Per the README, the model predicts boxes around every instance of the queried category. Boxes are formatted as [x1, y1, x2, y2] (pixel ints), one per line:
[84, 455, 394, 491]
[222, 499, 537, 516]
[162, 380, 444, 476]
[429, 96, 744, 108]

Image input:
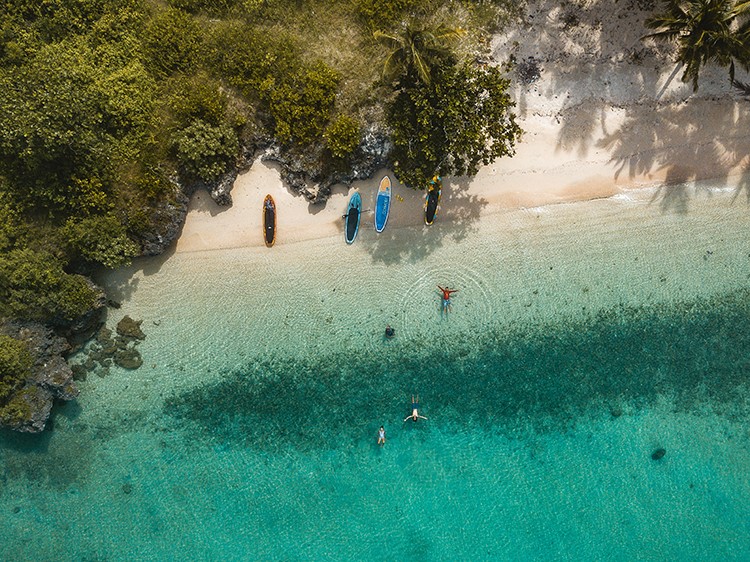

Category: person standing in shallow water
[378, 426, 386, 445]
[404, 395, 427, 422]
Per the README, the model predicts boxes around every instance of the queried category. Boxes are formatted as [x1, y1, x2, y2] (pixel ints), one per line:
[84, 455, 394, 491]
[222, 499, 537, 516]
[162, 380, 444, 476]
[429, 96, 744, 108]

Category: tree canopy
[644, 0, 750, 90]
[388, 62, 522, 188]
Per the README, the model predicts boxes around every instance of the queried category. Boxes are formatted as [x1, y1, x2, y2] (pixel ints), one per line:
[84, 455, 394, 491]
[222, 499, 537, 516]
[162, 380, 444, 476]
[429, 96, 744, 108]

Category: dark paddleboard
[345, 191, 362, 244]
[263, 194, 276, 247]
[424, 177, 441, 226]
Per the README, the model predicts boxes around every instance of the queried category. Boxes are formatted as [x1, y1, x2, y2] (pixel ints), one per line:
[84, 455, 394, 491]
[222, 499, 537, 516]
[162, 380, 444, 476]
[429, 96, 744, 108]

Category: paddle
[342, 209, 372, 218]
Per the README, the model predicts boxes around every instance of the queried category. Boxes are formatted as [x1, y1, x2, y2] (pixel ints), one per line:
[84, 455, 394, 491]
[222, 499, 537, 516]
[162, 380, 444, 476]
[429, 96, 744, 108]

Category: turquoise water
[2, 185, 750, 560]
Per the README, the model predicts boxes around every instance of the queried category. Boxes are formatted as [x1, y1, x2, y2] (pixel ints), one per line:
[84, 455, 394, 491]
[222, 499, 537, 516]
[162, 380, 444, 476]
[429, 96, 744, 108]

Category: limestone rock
[0, 321, 79, 433]
[116, 316, 146, 341]
[114, 348, 143, 370]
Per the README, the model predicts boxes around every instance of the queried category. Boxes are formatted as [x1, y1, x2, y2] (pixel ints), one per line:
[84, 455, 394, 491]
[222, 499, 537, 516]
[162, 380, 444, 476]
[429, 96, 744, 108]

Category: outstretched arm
[418, 415, 428, 420]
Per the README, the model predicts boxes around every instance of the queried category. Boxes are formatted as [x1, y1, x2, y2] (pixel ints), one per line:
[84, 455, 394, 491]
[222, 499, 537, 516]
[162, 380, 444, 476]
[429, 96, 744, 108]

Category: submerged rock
[651, 448, 666, 460]
[116, 316, 146, 341]
[114, 348, 143, 370]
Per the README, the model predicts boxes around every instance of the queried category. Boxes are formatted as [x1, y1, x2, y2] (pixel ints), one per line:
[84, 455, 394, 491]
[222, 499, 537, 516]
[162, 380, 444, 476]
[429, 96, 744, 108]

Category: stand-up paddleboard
[263, 194, 276, 247]
[424, 176, 442, 226]
[344, 191, 361, 244]
[374, 175, 391, 233]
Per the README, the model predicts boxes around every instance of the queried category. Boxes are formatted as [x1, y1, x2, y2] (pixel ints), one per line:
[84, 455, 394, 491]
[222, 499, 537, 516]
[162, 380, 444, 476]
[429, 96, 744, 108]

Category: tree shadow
[731, 166, 750, 204]
[496, 0, 750, 213]
[186, 189, 231, 217]
[597, 99, 750, 212]
[93, 245, 176, 306]
[359, 177, 488, 265]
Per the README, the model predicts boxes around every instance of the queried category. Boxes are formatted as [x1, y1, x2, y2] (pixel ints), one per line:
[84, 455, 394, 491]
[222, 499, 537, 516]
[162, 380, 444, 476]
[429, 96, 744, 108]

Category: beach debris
[651, 448, 666, 460]
[517, 56, 541, 85]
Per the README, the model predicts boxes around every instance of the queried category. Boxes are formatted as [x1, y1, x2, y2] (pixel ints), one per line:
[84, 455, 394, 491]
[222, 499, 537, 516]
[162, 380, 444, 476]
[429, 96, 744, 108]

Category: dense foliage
[0, 0, 520, 331]
[0, 334, 32, 404]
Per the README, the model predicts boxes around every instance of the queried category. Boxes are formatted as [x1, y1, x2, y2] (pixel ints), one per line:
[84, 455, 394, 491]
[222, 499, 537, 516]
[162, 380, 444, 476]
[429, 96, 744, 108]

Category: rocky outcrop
[51, 278, 107, 351]
[651, 448, 666, 461]
[137, 184, 191, 256]
[116, 316, 146, 341]
[0, 321, 79, 433]
[261, 126, 392, 203]
[73, 318, 146, 377]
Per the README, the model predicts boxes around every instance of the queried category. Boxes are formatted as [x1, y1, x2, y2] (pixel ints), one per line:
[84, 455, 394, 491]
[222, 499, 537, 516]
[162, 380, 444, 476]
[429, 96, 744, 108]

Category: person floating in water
[385, 325, 395, 338]
[404, 395, 428, 422]
[378, 426, 386, 445]
[438, 285, 458, 313]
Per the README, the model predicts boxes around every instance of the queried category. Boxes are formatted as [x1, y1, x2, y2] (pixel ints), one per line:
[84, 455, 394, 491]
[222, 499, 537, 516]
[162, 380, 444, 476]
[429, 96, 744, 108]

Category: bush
[168, 0, 238, 16]
[174, 119, 239, 181]
[0, 334, 32, 404]
[356, 0, 423, 29]
[63, 214, 140, 268]
[143, 8, 203, 76]
[0, 248, 99, 321]
[165, 72, 229, 127]
[206, 21, 301, 99]
[0, 387, 34, 426]
[324, 115, 361, 158]
[263, 61, 339, 145]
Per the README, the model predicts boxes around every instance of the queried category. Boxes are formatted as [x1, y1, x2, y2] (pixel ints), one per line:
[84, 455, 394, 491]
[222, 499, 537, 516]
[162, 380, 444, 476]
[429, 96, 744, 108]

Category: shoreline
[175, 97, 750, 254]
[173, 0, 750, 254]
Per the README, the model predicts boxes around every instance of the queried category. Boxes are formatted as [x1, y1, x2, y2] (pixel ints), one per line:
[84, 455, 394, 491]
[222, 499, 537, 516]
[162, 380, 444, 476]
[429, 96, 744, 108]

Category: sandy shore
[176, 1, 750, 254]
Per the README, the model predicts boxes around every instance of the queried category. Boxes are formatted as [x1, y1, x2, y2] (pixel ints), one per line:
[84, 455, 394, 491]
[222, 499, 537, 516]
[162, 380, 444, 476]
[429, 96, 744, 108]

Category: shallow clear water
[2, 185, 750, 560]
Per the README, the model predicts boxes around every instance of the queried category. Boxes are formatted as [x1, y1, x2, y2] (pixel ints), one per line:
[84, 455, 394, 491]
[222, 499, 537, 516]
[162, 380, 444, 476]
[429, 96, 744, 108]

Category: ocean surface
[2, 182, 750, 560]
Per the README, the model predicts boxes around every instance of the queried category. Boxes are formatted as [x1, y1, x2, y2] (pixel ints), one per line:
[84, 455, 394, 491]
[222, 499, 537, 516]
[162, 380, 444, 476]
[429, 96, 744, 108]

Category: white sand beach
[175, 1, 750, 254]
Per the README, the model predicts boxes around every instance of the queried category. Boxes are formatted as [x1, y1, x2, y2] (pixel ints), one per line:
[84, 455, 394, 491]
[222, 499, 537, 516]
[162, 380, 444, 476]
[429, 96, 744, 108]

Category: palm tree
[374, 23, 465, 85]
[643, 0, 750, 91]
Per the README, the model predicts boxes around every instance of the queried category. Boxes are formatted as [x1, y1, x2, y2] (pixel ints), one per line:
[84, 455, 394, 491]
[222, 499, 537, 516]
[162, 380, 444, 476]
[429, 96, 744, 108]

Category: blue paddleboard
[374, 175, 392, 233]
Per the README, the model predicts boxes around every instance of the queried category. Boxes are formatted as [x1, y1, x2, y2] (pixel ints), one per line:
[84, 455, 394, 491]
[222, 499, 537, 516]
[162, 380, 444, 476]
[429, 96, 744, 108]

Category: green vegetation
[375, 22, 466, 85]
[388, 62, 522, 188]
[0, 333, 35, 426]
[0, 334, 32, 404]
[0, 0, 521, 331]
[644, 0, 750, 90]
[324, 115, 362, 159]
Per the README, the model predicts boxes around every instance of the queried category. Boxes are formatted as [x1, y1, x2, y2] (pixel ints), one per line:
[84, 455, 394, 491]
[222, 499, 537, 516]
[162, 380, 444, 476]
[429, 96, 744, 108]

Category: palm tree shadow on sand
[359, 177, 488, 265]
[597, 100, 750, 213]
[498, 0, 750, 213]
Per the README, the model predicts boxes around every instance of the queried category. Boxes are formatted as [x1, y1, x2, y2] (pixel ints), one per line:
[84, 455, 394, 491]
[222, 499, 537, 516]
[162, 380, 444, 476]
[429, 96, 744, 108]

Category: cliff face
[1, 321, 82, 432]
